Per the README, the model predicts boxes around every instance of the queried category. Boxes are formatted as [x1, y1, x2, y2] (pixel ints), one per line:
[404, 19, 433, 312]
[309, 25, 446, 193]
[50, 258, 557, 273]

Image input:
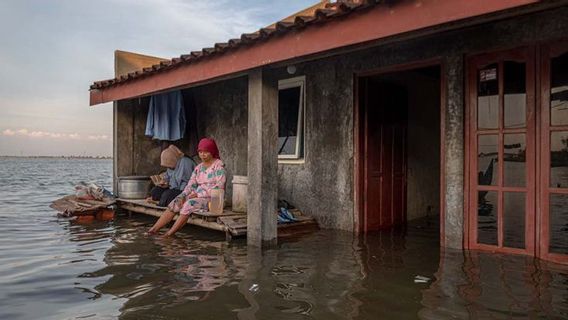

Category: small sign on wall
[480, 68, 497, 82]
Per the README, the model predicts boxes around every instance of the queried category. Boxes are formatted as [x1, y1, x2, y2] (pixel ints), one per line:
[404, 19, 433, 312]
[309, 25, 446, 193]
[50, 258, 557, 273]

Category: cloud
[2, 129, 15, 136]
[1, 128, 111, 141]
[0, 0, 314, 156]
[87, 134, 110, 141]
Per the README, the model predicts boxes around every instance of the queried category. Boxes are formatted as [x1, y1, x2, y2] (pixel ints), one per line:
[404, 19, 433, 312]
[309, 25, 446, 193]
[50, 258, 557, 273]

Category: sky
[0, 0, 316, 157]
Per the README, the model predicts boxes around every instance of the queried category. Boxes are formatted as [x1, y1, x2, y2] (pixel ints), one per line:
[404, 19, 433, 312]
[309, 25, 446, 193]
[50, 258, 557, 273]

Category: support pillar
[247, 68, 278, 247]
[443, 54, 465, 249]
[115, 99, 135, 190]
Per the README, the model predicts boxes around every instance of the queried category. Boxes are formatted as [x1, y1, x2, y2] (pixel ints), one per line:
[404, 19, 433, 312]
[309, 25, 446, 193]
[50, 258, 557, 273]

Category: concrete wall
[189, 77, 249, 204]
[270, 7, 568, 237]
[273, 58, 355, 231]
[115, 97, 161, 179]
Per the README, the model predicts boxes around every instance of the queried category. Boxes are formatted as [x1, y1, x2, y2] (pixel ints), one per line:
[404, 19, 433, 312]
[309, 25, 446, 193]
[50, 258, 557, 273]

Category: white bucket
[232, 175, 248, 213]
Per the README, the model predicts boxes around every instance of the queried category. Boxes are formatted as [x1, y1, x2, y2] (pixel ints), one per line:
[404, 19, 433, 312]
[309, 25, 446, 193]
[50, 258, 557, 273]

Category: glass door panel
[549, 194, 568, 255]
[503, 192, 526, 249]
[550, 52, 568, 126]
[478, 64, 499, 129]
[550, 131, 568, 188]
[468, 47, 535, 256]
[478, 135, 498, 186]
[541, 42, 568, 264]
[504, 61, 527, 128]
[504, 133, 526, 187]
[477, 191, 498, 246]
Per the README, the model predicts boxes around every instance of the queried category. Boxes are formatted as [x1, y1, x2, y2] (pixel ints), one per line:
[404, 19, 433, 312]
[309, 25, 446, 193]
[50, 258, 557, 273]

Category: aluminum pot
[117, 176, 151, 199]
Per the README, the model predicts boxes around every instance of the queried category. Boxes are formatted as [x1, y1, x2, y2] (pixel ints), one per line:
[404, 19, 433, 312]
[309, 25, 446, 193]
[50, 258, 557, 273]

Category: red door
[539, 41, 568, 264]
[363, 79, 407, 231]
[468, 43, 568, 264]
[467, 47, 536, 256]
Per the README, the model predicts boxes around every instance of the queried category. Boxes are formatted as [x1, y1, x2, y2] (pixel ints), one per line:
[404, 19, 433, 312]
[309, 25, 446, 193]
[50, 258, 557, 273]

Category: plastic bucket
[232, 175, 248, 213]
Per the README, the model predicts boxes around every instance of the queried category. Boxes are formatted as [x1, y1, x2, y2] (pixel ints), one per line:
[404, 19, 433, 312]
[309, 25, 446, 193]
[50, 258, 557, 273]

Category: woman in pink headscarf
[147, 138, 226, 237]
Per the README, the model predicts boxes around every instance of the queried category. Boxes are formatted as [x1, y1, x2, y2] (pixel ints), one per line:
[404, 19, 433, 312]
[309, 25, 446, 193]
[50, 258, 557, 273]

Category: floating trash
[249, 283, 259, 293]
[414, 275, 431, 283]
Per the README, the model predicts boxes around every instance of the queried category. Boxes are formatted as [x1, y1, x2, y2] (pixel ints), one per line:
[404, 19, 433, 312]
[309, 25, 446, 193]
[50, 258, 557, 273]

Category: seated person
[147, 138, 226, 237]
[149, 145, 196, 207]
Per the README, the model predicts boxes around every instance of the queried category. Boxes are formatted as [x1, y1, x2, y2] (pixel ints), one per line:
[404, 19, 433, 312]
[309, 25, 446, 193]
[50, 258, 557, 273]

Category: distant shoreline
[0, 156, 112, 160]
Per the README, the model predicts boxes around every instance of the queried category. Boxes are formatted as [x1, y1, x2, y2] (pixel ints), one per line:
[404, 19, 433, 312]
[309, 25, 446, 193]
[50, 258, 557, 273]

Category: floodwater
[1, 158, 568, 319]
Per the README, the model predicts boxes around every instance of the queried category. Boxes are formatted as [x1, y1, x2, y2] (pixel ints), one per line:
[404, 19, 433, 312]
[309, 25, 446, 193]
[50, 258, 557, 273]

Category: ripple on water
[2, 158, 568, 320]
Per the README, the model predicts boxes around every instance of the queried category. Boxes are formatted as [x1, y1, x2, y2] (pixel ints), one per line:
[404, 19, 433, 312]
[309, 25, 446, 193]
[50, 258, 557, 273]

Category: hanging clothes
[145, 90, 186, 141]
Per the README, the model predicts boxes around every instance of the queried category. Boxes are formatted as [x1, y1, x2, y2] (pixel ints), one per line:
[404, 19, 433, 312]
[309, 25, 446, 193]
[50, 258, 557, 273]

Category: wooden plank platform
[117, 198, 319, 239]
[117, 198, 238, 233]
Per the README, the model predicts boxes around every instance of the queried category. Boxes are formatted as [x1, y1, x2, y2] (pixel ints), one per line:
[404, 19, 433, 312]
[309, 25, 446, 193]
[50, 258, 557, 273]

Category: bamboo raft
[117, 198, 319, 240]
[50, 195, 116, 217]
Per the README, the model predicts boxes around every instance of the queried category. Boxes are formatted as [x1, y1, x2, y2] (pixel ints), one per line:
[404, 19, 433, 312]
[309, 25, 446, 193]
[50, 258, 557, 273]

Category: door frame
[354, 59, 446, 244]
[539, 40, 568, 264]
[465, 39, 568, 264]
[465, 46, 537, 256]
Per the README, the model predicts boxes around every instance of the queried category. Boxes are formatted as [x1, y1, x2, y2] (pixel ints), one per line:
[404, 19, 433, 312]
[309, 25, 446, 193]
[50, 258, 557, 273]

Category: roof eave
[90, 0, 542, 106]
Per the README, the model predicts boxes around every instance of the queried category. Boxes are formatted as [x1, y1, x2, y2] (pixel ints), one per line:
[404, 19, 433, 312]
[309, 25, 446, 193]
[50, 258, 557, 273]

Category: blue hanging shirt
[145, 90, 186, 141]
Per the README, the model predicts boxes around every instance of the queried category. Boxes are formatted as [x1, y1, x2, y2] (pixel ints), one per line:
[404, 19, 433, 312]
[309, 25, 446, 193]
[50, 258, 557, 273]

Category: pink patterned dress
[168, 159, 226, 216]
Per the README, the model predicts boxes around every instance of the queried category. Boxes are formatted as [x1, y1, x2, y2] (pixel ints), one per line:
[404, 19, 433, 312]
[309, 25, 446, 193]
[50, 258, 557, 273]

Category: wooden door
[539, 41, 568, 264]
[364, 80, 407, 231]
[467, 47, 536, 255]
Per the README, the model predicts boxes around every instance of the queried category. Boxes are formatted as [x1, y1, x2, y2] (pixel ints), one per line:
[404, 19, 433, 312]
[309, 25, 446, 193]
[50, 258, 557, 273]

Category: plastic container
[208, 189, 225, 214]
[232, 175, 248, 213]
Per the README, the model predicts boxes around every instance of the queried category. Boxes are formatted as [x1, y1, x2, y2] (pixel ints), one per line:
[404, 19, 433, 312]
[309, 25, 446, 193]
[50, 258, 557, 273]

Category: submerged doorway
[358, 65, 442, 232]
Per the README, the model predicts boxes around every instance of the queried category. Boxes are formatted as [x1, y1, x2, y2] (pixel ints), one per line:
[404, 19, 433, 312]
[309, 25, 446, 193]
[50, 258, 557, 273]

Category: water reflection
[64, 215, 568, 319]
[421, 250, 568, 319]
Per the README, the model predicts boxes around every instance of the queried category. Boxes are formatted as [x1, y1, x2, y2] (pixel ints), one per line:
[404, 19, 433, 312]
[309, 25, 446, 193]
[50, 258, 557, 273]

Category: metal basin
[118, 176, 151, 199]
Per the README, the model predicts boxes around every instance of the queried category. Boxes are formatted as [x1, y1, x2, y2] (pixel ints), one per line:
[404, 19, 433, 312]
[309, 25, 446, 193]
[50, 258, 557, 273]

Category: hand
[173, 194, 186, 206]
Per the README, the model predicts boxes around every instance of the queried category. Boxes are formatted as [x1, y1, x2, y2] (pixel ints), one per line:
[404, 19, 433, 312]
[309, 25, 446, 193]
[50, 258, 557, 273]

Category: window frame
[277, 76, 306, 161]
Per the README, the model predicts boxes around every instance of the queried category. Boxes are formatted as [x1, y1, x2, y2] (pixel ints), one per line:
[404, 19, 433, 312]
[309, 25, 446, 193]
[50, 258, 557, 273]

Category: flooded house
[89, 0, 568, 264]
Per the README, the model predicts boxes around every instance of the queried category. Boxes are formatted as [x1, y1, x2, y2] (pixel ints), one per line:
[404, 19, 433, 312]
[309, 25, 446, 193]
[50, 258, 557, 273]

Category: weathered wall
[115, 99, 134, 180]
[189, 77, 249, 203]
[273, 56, 355, 231]
[115, 97, 161, 179]
[270, 7, 568, 237]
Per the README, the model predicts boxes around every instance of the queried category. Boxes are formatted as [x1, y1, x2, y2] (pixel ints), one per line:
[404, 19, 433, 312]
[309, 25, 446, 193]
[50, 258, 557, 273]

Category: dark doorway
[358, 65, 442, 232]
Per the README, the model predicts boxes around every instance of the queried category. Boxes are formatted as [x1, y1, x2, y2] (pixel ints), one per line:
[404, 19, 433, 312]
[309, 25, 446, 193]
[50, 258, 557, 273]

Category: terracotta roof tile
[294, 15, 316, 26]
[202, 47, 216, 55]
[214, 42, 229, 50]
[228, 38, 241, 47]
[275, 21, 295, 31]
[259, 27, 276, 37]
[90, 0, 377, 90]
